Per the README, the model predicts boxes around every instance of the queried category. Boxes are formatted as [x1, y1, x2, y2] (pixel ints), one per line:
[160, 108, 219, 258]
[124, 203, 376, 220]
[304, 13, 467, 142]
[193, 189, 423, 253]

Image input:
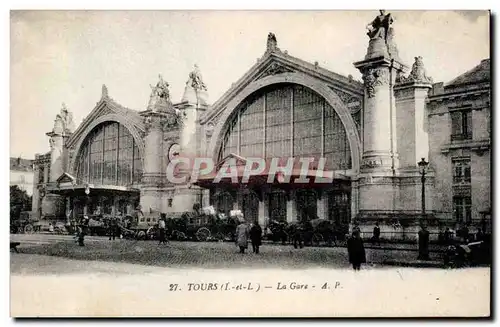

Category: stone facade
[31, 14, 491, 240]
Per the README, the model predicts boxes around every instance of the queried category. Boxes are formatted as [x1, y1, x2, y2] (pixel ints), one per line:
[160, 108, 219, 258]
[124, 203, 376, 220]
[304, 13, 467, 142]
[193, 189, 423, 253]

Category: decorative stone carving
[362, 68, 389, 98]
[266, 32, 278, 53]
[334, 88, 362, 114]
[161, 110, 187, 131]
[52, 103, 75, 135]
[398, 56, 433, 84]
[148, 74, 172, 111]
[258, 62, 293, 79]
[188, 64, 208, 91]
[143, 116, 163, 134]
[205, 122, 215, 137]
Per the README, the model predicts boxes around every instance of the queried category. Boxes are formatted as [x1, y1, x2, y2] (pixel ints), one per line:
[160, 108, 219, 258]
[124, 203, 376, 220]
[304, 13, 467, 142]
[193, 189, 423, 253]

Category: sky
[10, 10, 490, 159]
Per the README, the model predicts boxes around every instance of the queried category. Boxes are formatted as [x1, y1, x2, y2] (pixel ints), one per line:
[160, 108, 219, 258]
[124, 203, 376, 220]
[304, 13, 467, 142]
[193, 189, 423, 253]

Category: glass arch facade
[218, 83, 352, 170]
[75, 122, 142, 186]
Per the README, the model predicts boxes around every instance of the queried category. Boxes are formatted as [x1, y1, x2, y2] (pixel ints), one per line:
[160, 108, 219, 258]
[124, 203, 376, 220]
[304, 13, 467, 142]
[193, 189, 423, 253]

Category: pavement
[10, 233, 445, 269]
[9, 253, 491, 317]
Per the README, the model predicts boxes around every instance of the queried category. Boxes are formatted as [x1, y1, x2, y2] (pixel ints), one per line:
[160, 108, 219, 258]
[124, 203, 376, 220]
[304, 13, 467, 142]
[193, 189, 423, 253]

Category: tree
[10, 185, 32, 220]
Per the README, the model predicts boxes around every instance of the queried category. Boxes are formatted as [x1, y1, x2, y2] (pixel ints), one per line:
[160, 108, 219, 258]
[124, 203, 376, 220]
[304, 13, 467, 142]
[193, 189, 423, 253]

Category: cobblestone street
[11, 233, 443, 270]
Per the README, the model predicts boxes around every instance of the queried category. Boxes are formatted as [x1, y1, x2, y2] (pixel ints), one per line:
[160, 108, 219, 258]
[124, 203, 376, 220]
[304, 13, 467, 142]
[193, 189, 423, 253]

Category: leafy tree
[10, 185, 32, 220]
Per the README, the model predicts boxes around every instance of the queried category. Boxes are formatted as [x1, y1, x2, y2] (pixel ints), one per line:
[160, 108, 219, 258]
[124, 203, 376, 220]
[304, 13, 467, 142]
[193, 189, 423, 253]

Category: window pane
[451, 111, 463, 136]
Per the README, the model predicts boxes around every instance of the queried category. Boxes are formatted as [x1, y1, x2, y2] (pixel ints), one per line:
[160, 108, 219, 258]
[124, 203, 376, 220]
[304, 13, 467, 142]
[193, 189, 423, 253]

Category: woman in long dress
[235, 218, 250, 254]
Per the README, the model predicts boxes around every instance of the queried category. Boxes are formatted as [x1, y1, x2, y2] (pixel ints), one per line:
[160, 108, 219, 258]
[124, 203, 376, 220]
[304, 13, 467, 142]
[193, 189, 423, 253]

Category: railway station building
[32, 13, 491, 239]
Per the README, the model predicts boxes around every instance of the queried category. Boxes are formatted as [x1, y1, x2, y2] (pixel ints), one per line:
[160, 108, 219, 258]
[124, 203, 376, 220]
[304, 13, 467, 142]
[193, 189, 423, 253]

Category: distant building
[10, 157, 34, 196]
[427, 59, 491, 232]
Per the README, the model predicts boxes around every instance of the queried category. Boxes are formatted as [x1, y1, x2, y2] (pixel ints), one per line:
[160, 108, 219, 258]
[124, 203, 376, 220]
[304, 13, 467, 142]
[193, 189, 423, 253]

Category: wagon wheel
[196, 227, 211, 242]
[136, 230, 146, 240]
[24, 224, 34, 234]
[312, 233, 324, 247]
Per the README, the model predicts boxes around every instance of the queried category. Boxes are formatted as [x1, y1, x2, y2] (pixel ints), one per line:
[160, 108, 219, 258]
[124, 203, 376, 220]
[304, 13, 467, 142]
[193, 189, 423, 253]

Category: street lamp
[417, 157, 430, 261]
[417, 158, 429, 217]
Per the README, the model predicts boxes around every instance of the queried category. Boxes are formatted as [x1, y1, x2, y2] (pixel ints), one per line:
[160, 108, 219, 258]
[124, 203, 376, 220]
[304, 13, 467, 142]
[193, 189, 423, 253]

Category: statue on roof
[366, 10, 393, 42]
[52, 102, 74, 135]
[398, 56, 433, 84]
[148, 74, 171, 111]
[60, 103, 75, 132]
[188, 64, 208, 91]
[266, 32, 278, 52]
[150, 74, 170, 99]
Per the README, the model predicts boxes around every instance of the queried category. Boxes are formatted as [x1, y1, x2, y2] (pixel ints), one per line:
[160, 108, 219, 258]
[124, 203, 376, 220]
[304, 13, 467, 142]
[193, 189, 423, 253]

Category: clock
[168, 143, 181, 161]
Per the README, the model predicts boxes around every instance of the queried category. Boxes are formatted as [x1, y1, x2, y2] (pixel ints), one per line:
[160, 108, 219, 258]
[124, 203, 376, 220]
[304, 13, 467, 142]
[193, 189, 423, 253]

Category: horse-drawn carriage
[10, 211, 42, 234]
[176, 210, 239, 242]
[265, 218, 347, 247]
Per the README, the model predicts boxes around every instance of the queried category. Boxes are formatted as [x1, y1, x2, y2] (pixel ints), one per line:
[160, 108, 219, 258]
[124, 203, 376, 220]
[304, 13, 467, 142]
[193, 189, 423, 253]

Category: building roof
[446, 59, 490, 88]
[10, 157, 34, 172]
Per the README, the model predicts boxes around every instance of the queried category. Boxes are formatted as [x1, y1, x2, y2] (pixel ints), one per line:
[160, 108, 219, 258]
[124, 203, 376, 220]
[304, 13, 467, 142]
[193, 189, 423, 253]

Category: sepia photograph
[9, 9, 491, 317]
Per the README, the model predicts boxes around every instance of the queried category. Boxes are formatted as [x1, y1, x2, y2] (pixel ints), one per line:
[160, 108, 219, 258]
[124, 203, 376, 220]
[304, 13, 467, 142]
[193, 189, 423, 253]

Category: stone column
[286, 190, 296, 223]
[43, 164, 49, 183]
[140, 113, 165, 214]
[47, 133, 64, 182]
[258, 198, 266, 227]
[317, 194, 326, 220]
[394, 57, 433, 169]
[31, 166, 40, 217]
[352, 13, 407, 233]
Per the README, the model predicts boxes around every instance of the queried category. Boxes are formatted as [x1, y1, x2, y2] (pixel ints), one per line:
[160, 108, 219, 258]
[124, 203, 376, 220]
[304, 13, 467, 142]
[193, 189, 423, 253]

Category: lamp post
[417, 158, 430, 260]
[417, 158, 429, 217]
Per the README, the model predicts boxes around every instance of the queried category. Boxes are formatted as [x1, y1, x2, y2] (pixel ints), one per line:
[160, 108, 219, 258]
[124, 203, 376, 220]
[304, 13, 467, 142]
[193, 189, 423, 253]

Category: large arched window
[75, 122, 142, 186]
[219, 83, 351, 170]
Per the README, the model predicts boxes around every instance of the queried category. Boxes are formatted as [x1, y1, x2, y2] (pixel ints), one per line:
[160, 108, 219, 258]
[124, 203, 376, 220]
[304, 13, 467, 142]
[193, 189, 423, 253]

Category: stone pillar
[258, 198, 266, 227]
[32, 166, 40, 217]
[394, 57, 433, 169]
[317, 194, 326, 220]
[286, 190, 296, 223]
[48, 134, 64, 182]
[140, 113, 165, 214]
[43, 164, 49, 183]
[352, 12, 408, 235]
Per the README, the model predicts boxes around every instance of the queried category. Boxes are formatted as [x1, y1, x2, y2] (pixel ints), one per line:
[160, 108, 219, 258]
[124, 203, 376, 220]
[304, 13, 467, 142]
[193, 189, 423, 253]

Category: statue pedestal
[365, 38, 389, 60]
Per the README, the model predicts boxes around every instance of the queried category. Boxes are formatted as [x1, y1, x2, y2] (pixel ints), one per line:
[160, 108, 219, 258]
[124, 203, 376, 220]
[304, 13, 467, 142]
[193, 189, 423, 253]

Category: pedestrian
[293, 222, 304, 249]
[158, 217, 168, 245]
[77, 225, 85, 247]
[108, 217, 117, 241]
[235, 217, 250, 254]
[372, 222, 381, 245]
[417, 225, 430, 260]
[250, 220, 262, 254]
[347, 230, 366, 271]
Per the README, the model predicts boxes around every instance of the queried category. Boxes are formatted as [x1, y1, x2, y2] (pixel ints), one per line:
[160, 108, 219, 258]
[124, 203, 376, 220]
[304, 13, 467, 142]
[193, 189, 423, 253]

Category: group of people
[235, 218, 263, 254]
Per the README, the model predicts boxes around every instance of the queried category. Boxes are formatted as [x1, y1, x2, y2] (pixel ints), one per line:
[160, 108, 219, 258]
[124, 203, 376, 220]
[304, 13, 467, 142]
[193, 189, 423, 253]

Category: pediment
[215, 153, 247, 171]
[66, 94, 145, 149]
[56, 172, 76, 185]
[200, 50, 364, 126]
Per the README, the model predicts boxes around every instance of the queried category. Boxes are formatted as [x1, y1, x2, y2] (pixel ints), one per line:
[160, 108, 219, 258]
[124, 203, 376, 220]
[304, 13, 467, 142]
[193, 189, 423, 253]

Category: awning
[193, 167, 351, 189]
[47, 183, 140, 195]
